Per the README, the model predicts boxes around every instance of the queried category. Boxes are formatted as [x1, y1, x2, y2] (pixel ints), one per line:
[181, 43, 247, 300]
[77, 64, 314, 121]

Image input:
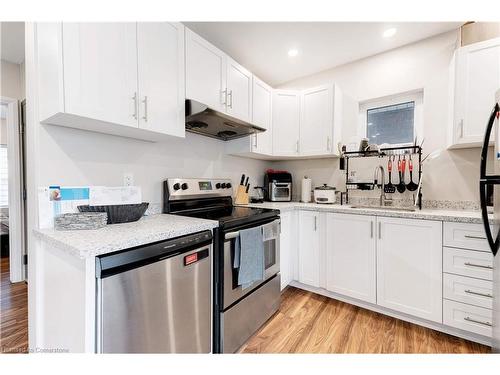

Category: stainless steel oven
[220, 218, 281, 353]
[222, 218, 280, 309]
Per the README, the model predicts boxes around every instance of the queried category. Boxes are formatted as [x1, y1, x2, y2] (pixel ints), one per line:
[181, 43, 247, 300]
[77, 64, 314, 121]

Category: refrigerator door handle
[479, 103, 500, 257]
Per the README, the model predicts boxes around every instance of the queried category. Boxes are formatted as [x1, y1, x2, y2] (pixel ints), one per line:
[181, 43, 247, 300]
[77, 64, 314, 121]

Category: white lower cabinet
[443, 299, 493, 337]
[298, 211, 321, 288]
[326, 213, 376, 304]
[376, 217, 443, 323]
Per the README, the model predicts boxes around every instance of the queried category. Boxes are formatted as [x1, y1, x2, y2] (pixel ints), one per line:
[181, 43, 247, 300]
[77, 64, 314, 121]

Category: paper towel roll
[301, 177, 312, 203]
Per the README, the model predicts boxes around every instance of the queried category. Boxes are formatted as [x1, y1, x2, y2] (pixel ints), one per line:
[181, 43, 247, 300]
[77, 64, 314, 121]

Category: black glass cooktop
[174, 206, 279, 229]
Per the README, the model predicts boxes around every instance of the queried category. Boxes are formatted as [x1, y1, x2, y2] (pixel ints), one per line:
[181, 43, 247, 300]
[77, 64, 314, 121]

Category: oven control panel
[166, 178, 233, 200]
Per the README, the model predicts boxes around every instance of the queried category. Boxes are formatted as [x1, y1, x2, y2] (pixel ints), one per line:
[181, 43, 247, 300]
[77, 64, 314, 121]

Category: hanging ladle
[396, 155, 406, 193]
[406, 155, 418, 191]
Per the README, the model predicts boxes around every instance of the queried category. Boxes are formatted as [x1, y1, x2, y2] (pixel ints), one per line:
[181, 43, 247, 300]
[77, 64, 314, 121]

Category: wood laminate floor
[240, 287, 491, 354]
[0, 256, 28, 354]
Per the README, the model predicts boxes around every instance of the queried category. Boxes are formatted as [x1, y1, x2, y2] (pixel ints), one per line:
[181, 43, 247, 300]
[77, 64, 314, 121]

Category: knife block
[235, 185, 249, 205]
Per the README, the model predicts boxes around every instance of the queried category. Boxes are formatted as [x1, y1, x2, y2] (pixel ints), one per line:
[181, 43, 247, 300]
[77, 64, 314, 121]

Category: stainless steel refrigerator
[479, 89, 500, 352]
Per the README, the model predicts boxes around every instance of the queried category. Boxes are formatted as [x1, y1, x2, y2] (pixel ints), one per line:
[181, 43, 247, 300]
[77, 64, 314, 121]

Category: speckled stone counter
[239, 202, 491, 224]
[33, 214, 219, 259]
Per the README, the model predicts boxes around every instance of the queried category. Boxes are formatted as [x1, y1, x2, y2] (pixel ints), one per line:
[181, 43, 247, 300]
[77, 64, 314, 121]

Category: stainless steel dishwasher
[95, 230, 212, 353]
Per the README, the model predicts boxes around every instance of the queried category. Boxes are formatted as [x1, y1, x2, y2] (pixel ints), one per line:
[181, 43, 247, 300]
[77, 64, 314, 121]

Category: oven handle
[224, 219, 281, 240]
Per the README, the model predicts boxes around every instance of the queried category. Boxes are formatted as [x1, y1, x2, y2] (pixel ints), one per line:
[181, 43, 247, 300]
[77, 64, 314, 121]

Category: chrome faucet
[373, 165, 390, 206]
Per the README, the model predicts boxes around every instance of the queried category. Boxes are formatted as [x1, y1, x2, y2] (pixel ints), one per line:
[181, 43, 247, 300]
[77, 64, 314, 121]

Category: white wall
[1, 59, 23, 99]
[275, 30, 490, 203]
[37, 125, 268, 210]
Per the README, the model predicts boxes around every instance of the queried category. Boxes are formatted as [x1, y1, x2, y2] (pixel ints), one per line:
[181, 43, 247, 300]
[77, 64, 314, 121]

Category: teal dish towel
[233, 226, 265, 287]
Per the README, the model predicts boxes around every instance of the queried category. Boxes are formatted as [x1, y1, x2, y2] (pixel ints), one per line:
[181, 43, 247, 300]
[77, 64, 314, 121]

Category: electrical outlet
[123, 173, 134, 187]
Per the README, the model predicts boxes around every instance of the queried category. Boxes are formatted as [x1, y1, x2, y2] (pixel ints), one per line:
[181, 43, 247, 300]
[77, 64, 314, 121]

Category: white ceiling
[184, 22, 463, 86]
[1, 22, 25, 64]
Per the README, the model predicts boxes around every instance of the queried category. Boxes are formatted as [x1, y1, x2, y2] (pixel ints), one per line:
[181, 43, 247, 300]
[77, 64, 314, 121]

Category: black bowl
[77, 202, 149, 224]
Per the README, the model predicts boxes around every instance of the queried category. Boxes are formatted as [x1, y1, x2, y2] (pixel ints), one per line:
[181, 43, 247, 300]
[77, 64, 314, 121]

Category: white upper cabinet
[37, 22, 185, 141]
[273, 90, 301, 156]
[62, 23, 139, 128]
[376, 217, 442, 323]
[251, 76, 273, 154]
[326, 213, 377, 304]
[298, 210, 321, 288]
[300, 84, 334, 156]
[136, 23, 185, 137]
[185, 28, 227, 112]
[226, 57, 253, 122]
[452, 37, 500, 148]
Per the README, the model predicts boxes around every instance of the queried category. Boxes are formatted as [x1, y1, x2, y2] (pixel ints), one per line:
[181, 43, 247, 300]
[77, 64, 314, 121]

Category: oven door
[222, 218, 280, 310]
[270, 182, 291, 201]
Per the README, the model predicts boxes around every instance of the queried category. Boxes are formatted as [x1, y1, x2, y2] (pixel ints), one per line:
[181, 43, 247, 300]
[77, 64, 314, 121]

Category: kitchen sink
[349, 205, 417, 212]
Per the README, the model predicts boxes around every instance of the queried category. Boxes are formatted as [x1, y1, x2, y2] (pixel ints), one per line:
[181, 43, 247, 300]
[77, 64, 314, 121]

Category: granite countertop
[33, 214, 219, 259]
[239, 202, 491, 224]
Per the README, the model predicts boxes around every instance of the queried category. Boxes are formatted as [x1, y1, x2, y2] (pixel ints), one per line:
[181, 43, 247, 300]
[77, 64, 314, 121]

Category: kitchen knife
[245, 183, 250, 193]
[240, 174, 245, 186]
[244, 176, 249, 186]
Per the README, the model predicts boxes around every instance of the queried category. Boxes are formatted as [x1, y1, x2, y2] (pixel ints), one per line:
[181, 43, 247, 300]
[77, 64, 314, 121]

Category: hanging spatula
[384, 156, 396, 194]
[396, 155, 406, 193]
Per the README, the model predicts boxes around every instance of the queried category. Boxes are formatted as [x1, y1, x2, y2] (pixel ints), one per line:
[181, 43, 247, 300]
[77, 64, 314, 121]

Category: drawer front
[443, 300, 492, 337]
[443, 273, 493, 309]
[443, 222, 493, 252]
[443, 247, 493, 281]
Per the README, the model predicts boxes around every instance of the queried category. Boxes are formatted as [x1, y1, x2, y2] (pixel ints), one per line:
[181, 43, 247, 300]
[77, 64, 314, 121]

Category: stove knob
[226, 183, 232, 189]
[221, 183, 227, 189]
[216, 183, 221, 189]
[173, 183, 180, 191]
[181, 183, 188, 190]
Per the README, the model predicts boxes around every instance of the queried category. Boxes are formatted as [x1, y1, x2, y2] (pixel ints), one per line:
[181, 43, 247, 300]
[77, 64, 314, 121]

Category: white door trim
[1, 96, 25, 282]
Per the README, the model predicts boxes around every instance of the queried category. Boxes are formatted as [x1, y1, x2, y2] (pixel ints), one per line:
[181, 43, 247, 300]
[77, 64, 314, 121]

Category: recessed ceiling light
[288, 49, 299, 57]
[383, 28, 397, 38]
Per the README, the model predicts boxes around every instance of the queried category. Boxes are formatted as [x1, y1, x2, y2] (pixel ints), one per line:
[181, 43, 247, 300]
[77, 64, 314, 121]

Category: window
[359, 91, 423, 147]
[0, 145, 8, 207]
[367, 101, 415, 145]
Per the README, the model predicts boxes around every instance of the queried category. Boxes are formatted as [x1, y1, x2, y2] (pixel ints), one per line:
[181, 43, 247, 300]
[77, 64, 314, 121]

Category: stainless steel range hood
[185, 99, 265, 141]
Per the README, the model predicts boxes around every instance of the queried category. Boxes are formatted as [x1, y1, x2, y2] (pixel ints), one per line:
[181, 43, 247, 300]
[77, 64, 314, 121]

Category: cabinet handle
[253, 134, 258, 148]
[142, 96, 148, 122]
[132, 92, 138, 120]
[228, 90, 233, 109]
[464, 289, 493, 298]
[370, 221, 373, 238]
[327, 136, 331, 151]
[221, 89, 227, 105]
[464, 234, 487, 240]
[378, 222, 381, 240]
[458, 119, 464, 139]
[463, 316, 492, 327]
[296, 140, 299, 154]
[314, 216, 317, 231]
[464, 262, 493, 270]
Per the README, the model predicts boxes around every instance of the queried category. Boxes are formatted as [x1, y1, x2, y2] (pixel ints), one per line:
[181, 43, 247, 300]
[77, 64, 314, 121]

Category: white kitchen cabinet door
[300, 84, 334, 156]
[185, 28, 227, 112]
[326, 213, 376, 303]
[251, 76, 273, 155]
[226, 57, 253, 122]
[298, 210, 321, 288]
[376, 217, 442, 323]
[272, 90, 301, 156]
[279, 211, 294, 290]
[137, 22, 185, 137]
[453, 37, 500, 147]
[62, 23, 139, 128]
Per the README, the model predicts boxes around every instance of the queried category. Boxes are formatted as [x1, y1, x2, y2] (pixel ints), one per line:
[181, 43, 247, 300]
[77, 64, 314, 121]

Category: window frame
[358, 91, 424, 148]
